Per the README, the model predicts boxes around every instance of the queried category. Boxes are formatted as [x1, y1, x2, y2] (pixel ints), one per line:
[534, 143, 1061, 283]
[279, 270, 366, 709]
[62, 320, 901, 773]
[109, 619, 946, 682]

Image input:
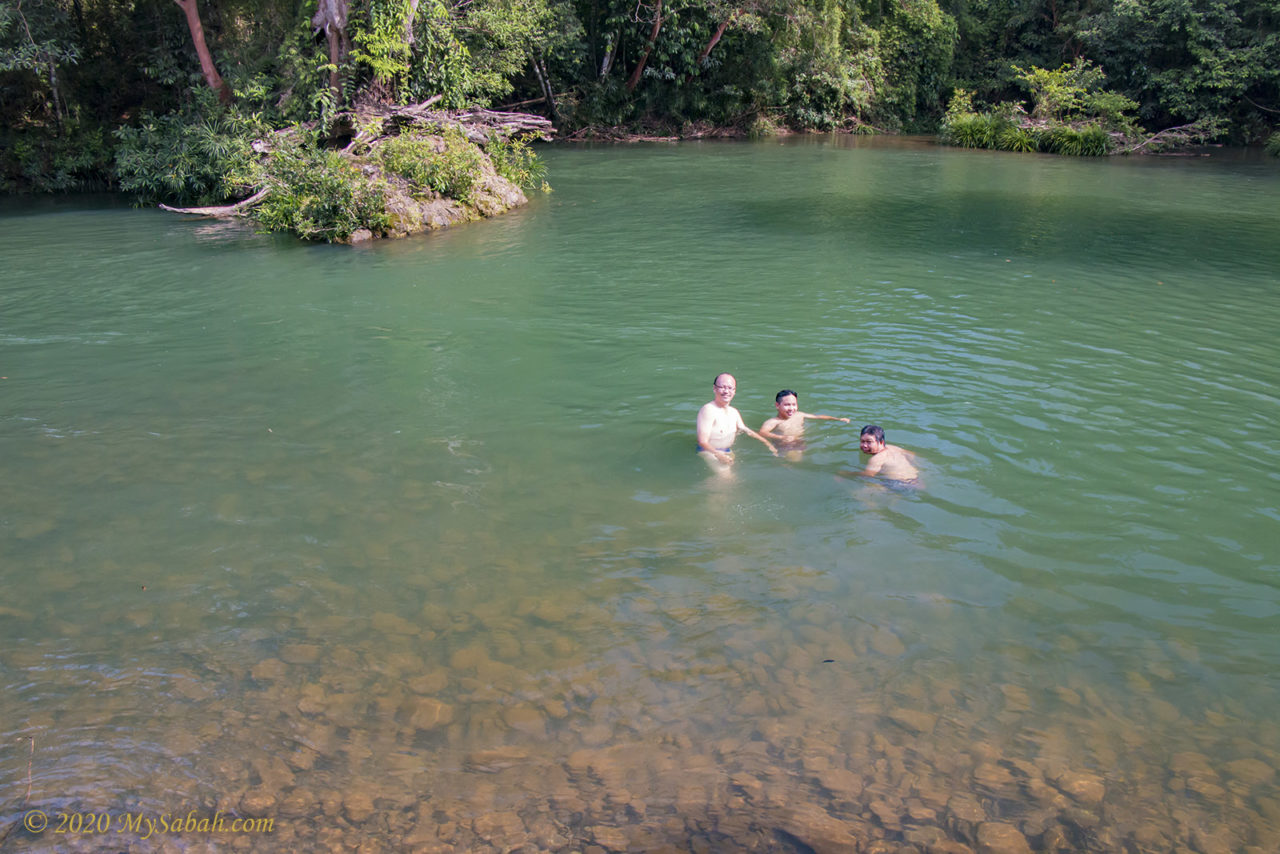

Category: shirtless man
[759, 389, 851, 449]
[696, 373, 777, 472]
[839, 424, 920, 482]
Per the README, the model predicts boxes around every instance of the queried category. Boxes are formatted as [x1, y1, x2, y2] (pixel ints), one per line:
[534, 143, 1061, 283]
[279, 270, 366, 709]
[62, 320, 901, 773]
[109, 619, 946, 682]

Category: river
[1, 137, 1277, 852]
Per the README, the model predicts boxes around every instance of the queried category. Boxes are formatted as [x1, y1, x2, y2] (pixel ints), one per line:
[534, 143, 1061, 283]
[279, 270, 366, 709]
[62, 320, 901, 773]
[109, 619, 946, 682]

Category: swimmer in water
[759, 389, 851, 460]
[696, 373, 777, 474]
[838, 424, 920, 484]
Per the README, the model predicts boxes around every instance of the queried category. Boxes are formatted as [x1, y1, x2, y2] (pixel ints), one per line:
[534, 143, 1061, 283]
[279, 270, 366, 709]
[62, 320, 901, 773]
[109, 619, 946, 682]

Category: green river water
[1, 137, 1278, 852]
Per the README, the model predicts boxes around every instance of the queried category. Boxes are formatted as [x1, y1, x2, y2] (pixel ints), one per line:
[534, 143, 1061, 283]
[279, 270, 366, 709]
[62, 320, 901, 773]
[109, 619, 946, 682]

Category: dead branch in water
[158, 187, 270, 217]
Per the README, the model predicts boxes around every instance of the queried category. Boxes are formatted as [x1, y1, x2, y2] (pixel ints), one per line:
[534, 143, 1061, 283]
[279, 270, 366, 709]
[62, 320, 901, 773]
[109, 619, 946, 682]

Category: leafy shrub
[255, 136, 390, 242]
[943, 84, 1115, 157]
[1266, 131, 1280, 157]
[1, 121, 112, 192]
[114, 103, 266, 205]
[484, 133, 546, 189]
[747, 114, 784, 139]
[380, 127, 484, 202]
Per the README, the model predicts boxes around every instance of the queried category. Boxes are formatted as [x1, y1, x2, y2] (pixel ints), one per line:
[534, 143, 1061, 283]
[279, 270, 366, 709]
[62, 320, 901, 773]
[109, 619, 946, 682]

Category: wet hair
[714, 372, 734, 386]
[860, 425, 885, 443]
[776, 389, 797, 403]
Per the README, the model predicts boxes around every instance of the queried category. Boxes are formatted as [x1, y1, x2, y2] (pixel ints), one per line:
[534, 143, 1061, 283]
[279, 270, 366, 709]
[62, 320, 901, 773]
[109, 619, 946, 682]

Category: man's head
[713, 373, 737, 404]
[860, 424, 886, 454]
[775, 390, 798, 418]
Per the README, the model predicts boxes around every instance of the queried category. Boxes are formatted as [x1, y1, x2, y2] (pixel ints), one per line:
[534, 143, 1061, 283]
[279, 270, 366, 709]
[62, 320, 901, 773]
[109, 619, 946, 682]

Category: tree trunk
[600, 29, 620, 79]
[625, 0, 663, 92]
[311, 0, 351, 101]
[696, 14, 733, 67]
[172, 0, 233, 104]
[404, 0, 422, 45]
[532, 53, 560, 124]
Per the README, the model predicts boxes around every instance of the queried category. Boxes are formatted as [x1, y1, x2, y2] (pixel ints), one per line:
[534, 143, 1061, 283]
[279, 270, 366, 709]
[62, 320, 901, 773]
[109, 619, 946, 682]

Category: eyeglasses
[715, 384, 735, 391]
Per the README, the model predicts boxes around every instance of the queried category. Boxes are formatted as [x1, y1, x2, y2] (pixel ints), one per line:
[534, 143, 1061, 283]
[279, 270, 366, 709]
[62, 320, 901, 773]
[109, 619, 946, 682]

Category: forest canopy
[2, 0, 1277, 193]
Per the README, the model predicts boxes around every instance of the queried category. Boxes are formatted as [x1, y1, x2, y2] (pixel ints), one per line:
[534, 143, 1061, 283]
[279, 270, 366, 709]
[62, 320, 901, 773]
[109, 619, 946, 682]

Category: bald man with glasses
[696, 373, 777, 473]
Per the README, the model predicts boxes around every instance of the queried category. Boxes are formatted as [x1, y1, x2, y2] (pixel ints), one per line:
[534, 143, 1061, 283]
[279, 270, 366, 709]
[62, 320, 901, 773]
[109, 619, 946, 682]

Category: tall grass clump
[997, 125, 1038, 152]
[1041, 124, 1111, 156]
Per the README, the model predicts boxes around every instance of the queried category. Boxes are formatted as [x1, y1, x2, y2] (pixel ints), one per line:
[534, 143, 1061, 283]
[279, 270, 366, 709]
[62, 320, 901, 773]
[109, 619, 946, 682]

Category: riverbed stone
[888, 707, 937, 735]
[250, 658, 287, 682]
[472, 811, 527, 848]
[407, 696, 455, 730]
[239, 787, 276, 817]
[406, 669, 449, 695]
[1052, 770, 1105, 805]
[870, 628, 907, 657]
[976, 822, 1031, 854]
[503, 704, 548, 737]
[1224, 758, 1274, 785]
[343, 790, 376, 823]
[279, 643, 322, 665]
[1170, 751, 1217, 777]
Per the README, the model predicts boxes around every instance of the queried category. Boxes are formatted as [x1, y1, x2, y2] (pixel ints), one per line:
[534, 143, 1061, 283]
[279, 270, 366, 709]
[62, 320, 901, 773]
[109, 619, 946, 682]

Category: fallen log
[158, 187, 270, 217]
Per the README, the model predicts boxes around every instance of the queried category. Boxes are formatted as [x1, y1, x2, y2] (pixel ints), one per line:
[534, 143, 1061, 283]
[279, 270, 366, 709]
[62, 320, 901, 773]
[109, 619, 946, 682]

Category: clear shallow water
[1, 139, 1278, 852]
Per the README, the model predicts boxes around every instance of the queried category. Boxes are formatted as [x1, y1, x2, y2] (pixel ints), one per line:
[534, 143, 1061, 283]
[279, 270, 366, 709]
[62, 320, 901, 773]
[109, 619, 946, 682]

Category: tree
[173, 0, 233, 103]
[312, 0, 351, 99]
[1078, 0, 1280, 138]
[1, 0, 80, 122]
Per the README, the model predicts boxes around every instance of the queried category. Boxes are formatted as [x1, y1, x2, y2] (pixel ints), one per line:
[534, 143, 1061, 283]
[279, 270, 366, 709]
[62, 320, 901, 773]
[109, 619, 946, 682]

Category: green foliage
[940, 85, 1117, 157]
[777, 0, 883, 131]
[747, 114, 784, 139]
[255, 135, 392, 242]
[380, 127, 485, 202]
[997, 125, 1038, 153]
[352, 0, 417, 98]
[877, 0, 958, 128]
[941, 111, 1001, 148]
[1, 120, 112, 192]
[6, 0, 1279, 193]
[1012, 59, 1140, 133]
[1078, 0, 1279, 139]
[1265, 131, 1280, 157]
[113, 100, 267, 205]
[485, 133, 546, 188]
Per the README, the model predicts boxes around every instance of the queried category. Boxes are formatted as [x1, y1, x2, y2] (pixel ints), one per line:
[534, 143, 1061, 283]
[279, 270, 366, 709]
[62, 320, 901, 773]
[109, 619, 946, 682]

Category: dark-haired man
[759, 389, 850, 451]
[840, 424, 919, 482]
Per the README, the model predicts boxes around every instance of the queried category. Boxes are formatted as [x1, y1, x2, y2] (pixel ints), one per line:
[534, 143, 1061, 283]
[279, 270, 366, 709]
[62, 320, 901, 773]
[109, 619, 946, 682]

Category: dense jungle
[2, 0, 1278, 226]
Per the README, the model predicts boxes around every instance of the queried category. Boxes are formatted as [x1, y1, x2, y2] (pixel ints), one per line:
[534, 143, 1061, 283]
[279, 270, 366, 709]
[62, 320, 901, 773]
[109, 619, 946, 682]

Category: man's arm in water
[837, 452, 884, 478]
[737, 411, 778, 456]
[758, 417, 786, 441]
[801, 411, 851, 424]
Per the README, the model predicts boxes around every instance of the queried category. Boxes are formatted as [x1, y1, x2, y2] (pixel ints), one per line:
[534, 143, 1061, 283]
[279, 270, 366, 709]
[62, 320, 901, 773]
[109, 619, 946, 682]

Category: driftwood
[1117, 121, 1219, 155]
[344, 100, 555, 147]
[158, 187, 270, 217]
